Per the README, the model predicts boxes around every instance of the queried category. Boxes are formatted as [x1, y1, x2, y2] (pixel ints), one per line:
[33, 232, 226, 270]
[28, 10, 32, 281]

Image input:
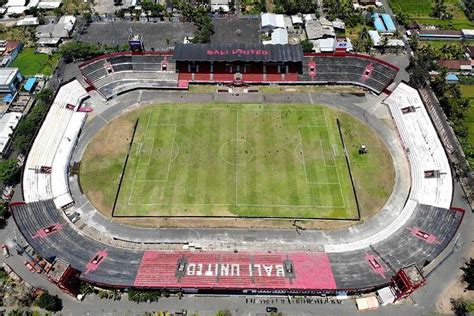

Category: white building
[261, 13, 285, 31]
[0, 68, 23, 95]
[210, 0, 229, 12]
[36, 15, 76, 48]
[263, 28, 289, 45]
[0, 112, 22, 157]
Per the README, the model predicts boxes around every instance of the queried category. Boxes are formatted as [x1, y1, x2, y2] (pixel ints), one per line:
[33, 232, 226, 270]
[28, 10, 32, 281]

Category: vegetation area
[175, 0, 214, 43]
[0, 25, 36, 47]
[13, 89, 54, 154]
[389, 0, 474, 30]
[34, 292, 62, 312]
[127, 289, 169, 303]
[459, 86, 474, 153]
[59, 41, 128, 63]
[11, 48, 60, 76]
[273, 0, 317, 14]
[450, 258, 474, 315]
[0, 159, 20, 186]
[323, 0, 363, 27]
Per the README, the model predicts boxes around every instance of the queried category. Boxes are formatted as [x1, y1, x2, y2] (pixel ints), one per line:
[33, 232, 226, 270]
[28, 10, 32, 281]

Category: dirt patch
[435, 246, 474, 314]
[110, 216, 359, 230]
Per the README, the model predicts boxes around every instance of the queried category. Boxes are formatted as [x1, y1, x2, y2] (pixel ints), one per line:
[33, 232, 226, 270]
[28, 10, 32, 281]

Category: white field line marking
[324, 110, 346, 208]
[127, 202, 346, 208]
[162, 124, 177, 182]
[128, 110, 152, 205]
[133, 124, 177, 183]
[308, 92, 314, 104]
[156, 108, 326, 113]
[235, 110, 239, 205]
[320, 140, 327, 167]
[298, 128, 310, 184]
[139, 138, 154, 166]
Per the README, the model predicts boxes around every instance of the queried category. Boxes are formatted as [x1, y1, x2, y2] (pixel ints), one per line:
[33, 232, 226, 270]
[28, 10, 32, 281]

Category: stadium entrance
[173, 43, 304, 83]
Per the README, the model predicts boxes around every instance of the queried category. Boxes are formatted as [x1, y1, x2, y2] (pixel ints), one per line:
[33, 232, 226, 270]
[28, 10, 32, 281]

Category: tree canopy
[176, 1, 214, 43]
[0, 160, 19, 185]
[35, 292, 63, 312]
[461, 258, 474, 290]
[274, 0, 317, 14]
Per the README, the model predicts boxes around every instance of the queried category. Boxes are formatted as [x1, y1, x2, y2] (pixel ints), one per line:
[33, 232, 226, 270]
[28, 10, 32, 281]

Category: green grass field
[460, 85, 474, 158]
[390, 0, 474, 30]
[80, 103, 394, 220]
[11, 48, 60, 76]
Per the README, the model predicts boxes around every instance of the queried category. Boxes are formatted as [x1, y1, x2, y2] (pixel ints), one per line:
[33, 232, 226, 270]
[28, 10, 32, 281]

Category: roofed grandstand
[79, 44, 399, 98]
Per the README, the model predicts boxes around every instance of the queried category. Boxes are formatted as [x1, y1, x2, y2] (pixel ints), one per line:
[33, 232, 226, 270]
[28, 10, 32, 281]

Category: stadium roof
[173, 43, 304, 62]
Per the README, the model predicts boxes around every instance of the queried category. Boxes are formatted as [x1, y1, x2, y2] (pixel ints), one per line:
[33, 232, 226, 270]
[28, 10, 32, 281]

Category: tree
[392, 7, 410, 28]
[431, 0, 452, 19]
[215, 310, 232, 316]
[300, 39, 314, 53]
[114, 0, 123, 5]
[379, 36, 389, 54]
[0, 160, 19, 185]
[274, 0, 316, 14]
[127, 289, 162, 303]
[451, 298, 474, 315]
[464, 0, 474, 21]
[461, 258, 474, 290]
[35, 292, 63, 312]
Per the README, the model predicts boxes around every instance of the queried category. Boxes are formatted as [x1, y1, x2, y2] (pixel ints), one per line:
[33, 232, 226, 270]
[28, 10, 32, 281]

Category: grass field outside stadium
[80, 103, 394, 220]
[389, 0, 474, 30]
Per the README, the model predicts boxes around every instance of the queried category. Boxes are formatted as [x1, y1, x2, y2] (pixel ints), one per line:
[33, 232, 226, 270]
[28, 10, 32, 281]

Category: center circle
[219, 139, 255, 165]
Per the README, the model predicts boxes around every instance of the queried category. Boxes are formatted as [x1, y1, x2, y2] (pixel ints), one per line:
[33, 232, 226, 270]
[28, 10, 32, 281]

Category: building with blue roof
[23, 77, 37, 92]
[372, 13, 386, 32]
[445, 73, 459, 83]
[381, 14, 396, 33]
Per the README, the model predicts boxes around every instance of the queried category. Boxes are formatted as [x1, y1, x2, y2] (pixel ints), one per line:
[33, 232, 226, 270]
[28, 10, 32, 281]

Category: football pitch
[111, 104, 358, 219]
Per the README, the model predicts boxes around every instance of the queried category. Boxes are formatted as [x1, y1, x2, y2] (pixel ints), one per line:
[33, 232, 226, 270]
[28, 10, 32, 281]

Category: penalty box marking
[127, 111, 177, 205]
[127, 107, 345, 209]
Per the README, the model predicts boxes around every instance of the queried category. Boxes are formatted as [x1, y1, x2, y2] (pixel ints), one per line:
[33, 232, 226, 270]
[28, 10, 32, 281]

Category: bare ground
[435, 246, 474, 314]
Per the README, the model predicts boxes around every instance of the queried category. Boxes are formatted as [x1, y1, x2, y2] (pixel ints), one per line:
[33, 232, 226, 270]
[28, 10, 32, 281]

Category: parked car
[266, 307, 278, 313]
[1, 244, 9, 258]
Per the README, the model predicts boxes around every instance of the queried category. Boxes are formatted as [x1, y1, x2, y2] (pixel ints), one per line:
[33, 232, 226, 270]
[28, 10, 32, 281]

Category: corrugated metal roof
[173, 43, 304, 62]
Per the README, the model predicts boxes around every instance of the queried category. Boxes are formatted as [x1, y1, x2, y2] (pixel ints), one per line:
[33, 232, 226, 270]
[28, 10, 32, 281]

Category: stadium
[9, 41, 464, 300]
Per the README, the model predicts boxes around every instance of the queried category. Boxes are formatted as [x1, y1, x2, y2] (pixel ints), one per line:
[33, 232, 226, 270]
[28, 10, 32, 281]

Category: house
[37, 0, 62, 9]
[0, 41, 23, 67]
[358, 0, 377, 5]
[436, 60, 472, 73]
[445, 73, 459, 83]
[464, 45, 474, 59]
[368, 30, 382, 46]
[332, 19, 345, 31]
[5, 0, 27, 15]
[291, 15, 304, 29]
[462, 29, 474, 39]
[418, 29, 463, 40]
[0, 68, 23, 95]
[263, 28, 288, 45]
[36, 15, 76, 50]
[317, 38, 336, 52]
[261, 13, 285, 32]
[305, 19, 335, 40]
[17, 17, 40, 26]
[210, 0, 230, 13]
[372, 13, 396, 33]
[305, 20, 324, 40]
[0, 112, 22, 157]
